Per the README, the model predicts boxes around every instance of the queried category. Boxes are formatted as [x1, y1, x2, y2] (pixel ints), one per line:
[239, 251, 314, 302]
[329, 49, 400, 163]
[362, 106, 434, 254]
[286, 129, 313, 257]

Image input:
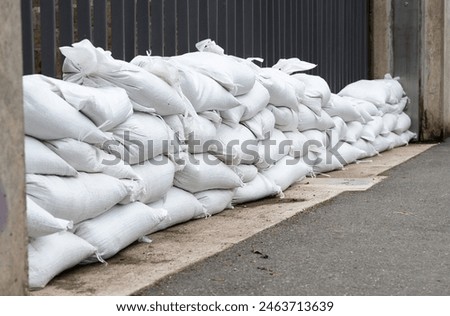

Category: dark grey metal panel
[124, 0, 136, 61]
[151, 0, 164, 55]
[136, 0, 151, 55]
[253, 0, 262, 58]
[59, 0, 74, 47]
[164, 0, 177, 56]
[198, 0, 209, 41]
[176, 0, 189, 54]
[21, 0, 34, 75]
[217, 0, 227, 50]
[93, 0, 106, 48]
[208, 0, 218, 40]
[243, 0, 253, 58]
[226, 0, 236, 56]
[40, 0, 56, 77]
[235, 0, 244, 57]
[77, 0, 92, 41]
[111, 0, 125, 59]
[188, 0, 199, 52]
[22, 0, 370, 92]
[393, 0, 420, 135]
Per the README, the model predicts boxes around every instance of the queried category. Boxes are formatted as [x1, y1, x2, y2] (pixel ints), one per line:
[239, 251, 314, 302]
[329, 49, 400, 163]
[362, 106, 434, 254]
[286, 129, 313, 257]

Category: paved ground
[142, 141, 450, 296]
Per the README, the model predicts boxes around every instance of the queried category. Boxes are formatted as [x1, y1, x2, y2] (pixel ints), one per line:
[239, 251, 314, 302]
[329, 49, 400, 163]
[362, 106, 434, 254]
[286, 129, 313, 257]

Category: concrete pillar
[0, 1, 28, 295]
[444, 0, 450, 138]
[370, 0, 394, 79]
[420, 0, 445, 141]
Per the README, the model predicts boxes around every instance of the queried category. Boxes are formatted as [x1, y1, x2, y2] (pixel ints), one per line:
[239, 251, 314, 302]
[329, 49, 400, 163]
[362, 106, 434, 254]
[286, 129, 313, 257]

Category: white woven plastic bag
[75, 202, 167, 262]
[27, 197, 73, 238]
[28, 231, 98, 289]
[25, 136, 77, 176]
[148, 187, 207, 232]
[27, 173, 132, 224]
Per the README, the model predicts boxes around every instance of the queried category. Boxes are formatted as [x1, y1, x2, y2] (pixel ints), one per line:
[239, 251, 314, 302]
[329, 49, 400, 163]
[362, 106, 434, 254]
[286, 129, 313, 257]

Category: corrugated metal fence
[21, 0, 369, 92]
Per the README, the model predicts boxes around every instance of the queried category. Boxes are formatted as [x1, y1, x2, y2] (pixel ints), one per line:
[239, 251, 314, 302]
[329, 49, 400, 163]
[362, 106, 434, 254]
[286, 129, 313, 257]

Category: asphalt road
[141, 141, 450, 296]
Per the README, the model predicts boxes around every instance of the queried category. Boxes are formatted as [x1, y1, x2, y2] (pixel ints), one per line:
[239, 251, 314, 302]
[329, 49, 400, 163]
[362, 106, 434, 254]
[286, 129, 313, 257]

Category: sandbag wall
[24, 39, 415, 290]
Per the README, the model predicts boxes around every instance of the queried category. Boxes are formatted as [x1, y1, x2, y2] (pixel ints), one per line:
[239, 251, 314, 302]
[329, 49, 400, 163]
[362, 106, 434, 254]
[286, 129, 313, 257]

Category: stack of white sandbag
[21, 75, 121, 289]
[132, 52, 246, 223]
[24, 38, 417, 290]
[338, 74, 416, 154]
[24, 67, 169, 288]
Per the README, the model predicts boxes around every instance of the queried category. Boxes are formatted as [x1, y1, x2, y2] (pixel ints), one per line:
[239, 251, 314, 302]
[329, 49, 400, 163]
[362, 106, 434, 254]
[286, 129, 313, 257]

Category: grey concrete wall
[444, 0, 450, 138]
[372, 0, 450, 141]
[0, 1, 27, 295]
[420, 0, 445, 141]
[393, 0, 421, 136]
[370, 0, 394, 79]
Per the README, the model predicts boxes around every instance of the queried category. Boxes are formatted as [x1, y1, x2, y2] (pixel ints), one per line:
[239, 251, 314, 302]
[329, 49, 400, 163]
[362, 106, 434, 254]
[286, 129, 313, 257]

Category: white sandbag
[28, 231, 98, 289]
[61, 40, 189, 115]
[171, 52, 255, 96]
[357, 106, 374, 123]
[302, 129, 328, 149]
[284, 130, 310, 157]
[400, 130, 417, 144]
[378, 97, 409, 114]
[148, 187, 206, 232]
[27, 173, 131, 224]
[381, 113, 399, 136]
[23, 75, 111, 145]
[261, 156, 312, 191]
[353, 139, 379, 158]
[292, 73, 332, 110]
[338, 79, 391, 107]
[361, 116, 384, 142]
[195, 38, 225, 55]
[324, 94, 364, 122]
[256, 129, 291, 170]
[27, 197, 73, 238]
[305, 148, 344, 174]
[242, 108, 276, 140]
[345, 121, 364, 143]
[371, 135, 395, 153]
[386, 132, 408, 148]
[332, 142, 365, 166]
[258, 68, 301, 111]
[343, 96, 381, 116]
[236, 81, 270, 121]
[393, 112, 412, 134]
[75, 203, 167, 262]
[25, 136, 77, 176]
[229, 164, 258, 183]
[185, 113, 218, 153]
[174, 153, 244, 193]
[131, 55, 180, 87]
[108, 113, 175, 164]
[127, 156, 175, 204]
[176, 65, 241, 112]
[232, 173, 281, 205]
[378, 74, 405, 104]
[331, 117, 348, 142]
[36, 75, 133, 131]
[215, 123, 259, 164]
[268, 105, 299, 132]
[46, 138, 140, 181]
[220, 105, 247, 126]
[272, 57, 317, 74]
[297, 105, 335, 132]
[164, 114, 186, 142]
[194, 189, 234, 216]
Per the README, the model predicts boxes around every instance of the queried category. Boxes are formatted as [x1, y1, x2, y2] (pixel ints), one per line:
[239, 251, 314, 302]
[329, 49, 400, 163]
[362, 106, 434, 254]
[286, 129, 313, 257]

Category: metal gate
[21, 0, 369, 92]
